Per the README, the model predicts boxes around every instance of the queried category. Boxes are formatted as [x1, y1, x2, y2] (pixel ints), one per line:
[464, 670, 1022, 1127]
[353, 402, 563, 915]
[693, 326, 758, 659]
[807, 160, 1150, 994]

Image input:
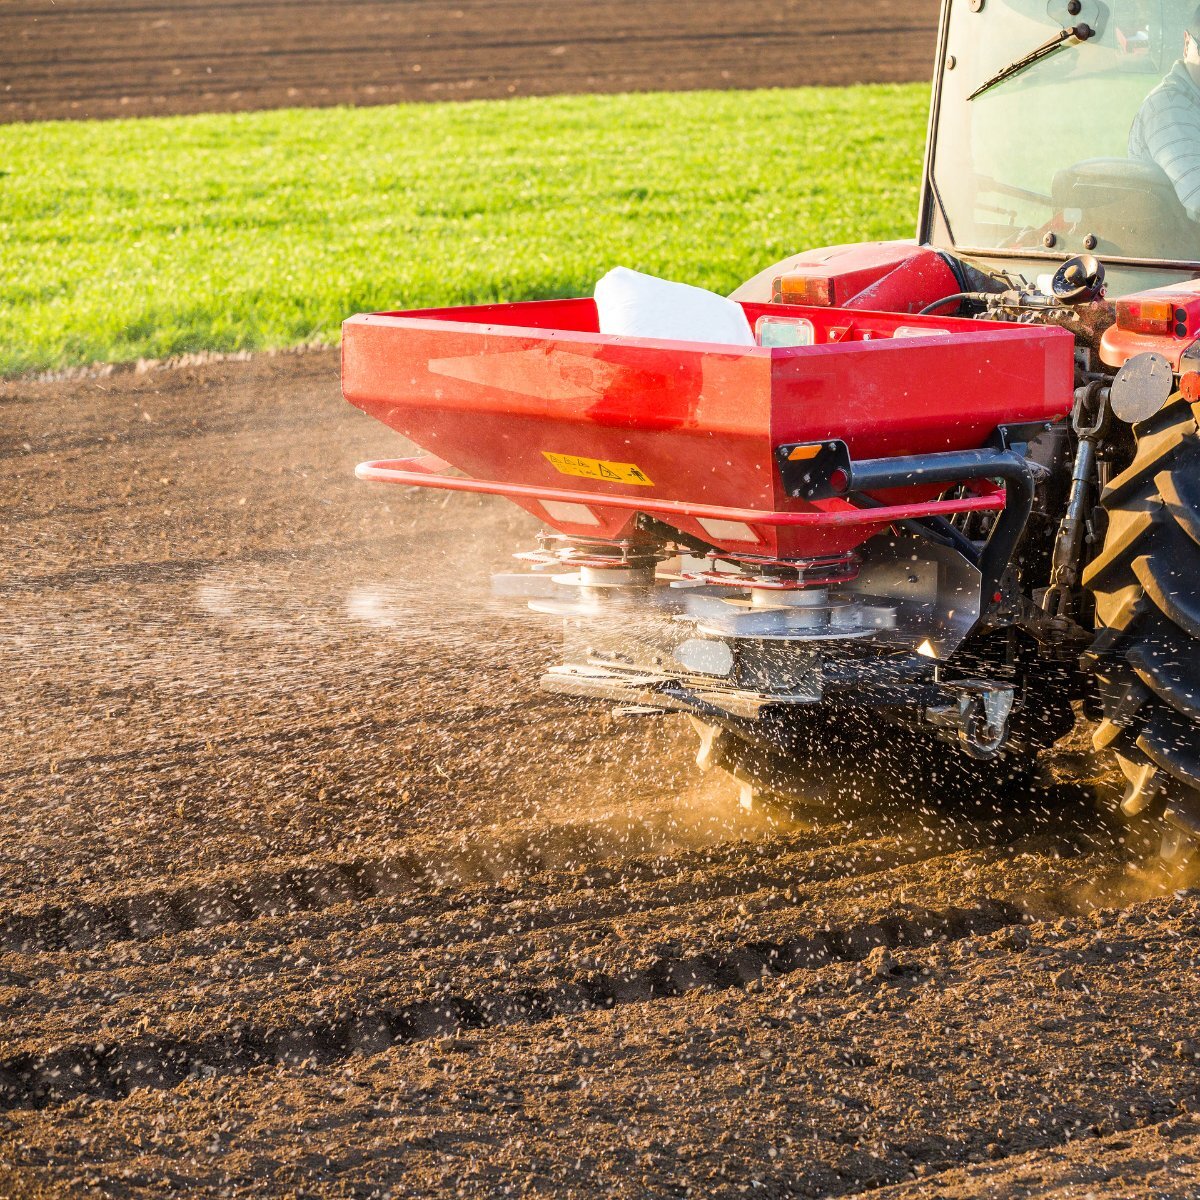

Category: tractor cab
[922, 0, 1200, 293]
[733, 1, 1200, 373]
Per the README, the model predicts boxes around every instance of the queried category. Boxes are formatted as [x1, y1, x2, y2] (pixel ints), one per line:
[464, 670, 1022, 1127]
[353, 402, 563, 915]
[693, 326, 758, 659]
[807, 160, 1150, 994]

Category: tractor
[343, 0, 1200, 859]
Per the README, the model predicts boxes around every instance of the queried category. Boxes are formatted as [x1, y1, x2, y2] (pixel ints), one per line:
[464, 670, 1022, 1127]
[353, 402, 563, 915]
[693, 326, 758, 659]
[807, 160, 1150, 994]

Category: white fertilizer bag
[594, 267, 756, 347]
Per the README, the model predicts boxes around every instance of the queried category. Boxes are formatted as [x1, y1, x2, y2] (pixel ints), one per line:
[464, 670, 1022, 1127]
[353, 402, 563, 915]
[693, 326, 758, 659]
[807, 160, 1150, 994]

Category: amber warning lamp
[771, 273, 834, 307]
[1101, 279, 1200, 368]
[1115, 296, 1194, 338]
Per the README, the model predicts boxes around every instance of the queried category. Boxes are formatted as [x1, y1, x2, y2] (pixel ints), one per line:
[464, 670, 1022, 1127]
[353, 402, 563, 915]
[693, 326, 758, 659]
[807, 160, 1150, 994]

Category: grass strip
[0, 85, 927, 375]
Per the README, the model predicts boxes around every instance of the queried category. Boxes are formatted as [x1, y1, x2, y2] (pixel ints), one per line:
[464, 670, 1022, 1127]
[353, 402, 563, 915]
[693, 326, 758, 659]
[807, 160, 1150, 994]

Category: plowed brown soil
[0, 0, 939, 124]
[4, 354, 1200, 1197]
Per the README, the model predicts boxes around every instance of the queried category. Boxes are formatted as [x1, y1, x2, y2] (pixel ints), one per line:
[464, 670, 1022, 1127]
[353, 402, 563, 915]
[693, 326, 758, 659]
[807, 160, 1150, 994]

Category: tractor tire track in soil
[0, 0, 939, 124]
[0, 893, 1036, 1113]
[6, 353, 1200, 1195]
[3, 836, 1081, 1049]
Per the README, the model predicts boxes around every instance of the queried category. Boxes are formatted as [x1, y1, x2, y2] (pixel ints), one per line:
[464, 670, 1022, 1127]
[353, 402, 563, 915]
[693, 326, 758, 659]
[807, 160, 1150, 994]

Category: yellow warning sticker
[542, 452, 654, 487]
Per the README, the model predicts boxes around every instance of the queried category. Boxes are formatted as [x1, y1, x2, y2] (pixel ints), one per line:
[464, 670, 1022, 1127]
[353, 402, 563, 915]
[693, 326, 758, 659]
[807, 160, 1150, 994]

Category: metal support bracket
[1042, 380, 1109, 619]
[774, 438, 1038, 613]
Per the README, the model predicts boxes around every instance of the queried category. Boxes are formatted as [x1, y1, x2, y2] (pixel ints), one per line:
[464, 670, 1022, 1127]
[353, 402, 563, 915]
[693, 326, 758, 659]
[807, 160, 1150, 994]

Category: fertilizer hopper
[343, 295, 1073, 738]
[343, 297, 1071, 559]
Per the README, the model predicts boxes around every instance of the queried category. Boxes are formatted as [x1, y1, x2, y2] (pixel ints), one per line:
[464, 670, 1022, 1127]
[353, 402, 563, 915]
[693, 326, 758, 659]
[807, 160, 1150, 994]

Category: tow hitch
[926, 680, 1016, 760]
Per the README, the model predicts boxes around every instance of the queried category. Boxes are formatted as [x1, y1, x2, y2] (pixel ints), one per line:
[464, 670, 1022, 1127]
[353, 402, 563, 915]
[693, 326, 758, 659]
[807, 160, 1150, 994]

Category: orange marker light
[1116, 297, 1189, 337]
[771, 274, 834, 306]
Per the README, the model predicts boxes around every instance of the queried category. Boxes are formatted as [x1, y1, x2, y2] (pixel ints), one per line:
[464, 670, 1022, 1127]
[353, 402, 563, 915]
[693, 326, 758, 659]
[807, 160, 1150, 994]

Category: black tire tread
[1093, 718, 1141, 756]
[1081, 507, 1157, 593]
[1084, 393, 1200, 824]
[1127, 640, 1200, 723]
[1132, 397, 1200, 440]
[1158, 466, 1200, 549]
[1133, 552, 1200, 638]
[1099, 412, 1196, 508]
[1138, 712, 1200, 788]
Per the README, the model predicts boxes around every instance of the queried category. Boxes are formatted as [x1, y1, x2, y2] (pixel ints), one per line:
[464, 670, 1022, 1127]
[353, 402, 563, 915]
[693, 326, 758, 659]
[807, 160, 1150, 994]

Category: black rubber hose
[917, 292, 982, 317]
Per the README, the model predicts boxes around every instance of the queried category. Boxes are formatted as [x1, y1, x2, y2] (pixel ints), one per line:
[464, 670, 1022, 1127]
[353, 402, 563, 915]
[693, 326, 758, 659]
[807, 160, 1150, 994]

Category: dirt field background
[9, 2, 1200, 1195]
[0, 0, 940, 123]
[5, 354, 1200, 1197]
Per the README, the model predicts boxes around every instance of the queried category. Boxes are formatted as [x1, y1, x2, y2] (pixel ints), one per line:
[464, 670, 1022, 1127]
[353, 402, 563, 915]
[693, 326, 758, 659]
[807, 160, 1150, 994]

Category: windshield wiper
[968, 22, 1095, 101]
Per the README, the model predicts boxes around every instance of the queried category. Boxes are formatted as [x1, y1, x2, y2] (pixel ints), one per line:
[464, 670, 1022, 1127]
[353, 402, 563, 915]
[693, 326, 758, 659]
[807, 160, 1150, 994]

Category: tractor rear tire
[1082, 393, 1200, 858]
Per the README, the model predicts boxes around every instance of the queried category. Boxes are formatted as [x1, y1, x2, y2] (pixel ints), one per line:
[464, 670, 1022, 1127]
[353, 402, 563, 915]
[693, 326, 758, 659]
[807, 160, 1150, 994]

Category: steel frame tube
[356, 456, 1007, 529]
[847, 448, 1035, 607]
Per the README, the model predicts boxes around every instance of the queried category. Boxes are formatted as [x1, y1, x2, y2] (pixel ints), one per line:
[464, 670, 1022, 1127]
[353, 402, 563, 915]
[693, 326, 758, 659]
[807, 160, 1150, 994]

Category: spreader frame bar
[356, 454, 1007, 528]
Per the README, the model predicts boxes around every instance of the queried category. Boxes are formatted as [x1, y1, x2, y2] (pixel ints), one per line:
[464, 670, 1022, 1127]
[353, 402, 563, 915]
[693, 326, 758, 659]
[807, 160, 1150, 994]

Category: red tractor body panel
[342, 297, 1075, 559]
[731, 242, 961, 314]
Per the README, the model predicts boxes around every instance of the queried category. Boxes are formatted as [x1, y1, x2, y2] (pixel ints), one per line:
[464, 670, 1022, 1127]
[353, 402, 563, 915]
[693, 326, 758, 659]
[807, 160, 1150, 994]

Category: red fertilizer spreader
[342, 293, 1073, 742]
[343, 297, 1070, 561]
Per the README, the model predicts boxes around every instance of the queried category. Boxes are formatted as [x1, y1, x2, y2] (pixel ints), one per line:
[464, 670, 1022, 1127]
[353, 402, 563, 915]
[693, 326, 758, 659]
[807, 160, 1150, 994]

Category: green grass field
[0, 85, 927, 376]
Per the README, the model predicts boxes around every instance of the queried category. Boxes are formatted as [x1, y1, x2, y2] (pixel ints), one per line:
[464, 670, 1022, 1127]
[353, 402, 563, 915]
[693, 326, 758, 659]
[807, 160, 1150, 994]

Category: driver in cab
[1129, 6, 1200, 218]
